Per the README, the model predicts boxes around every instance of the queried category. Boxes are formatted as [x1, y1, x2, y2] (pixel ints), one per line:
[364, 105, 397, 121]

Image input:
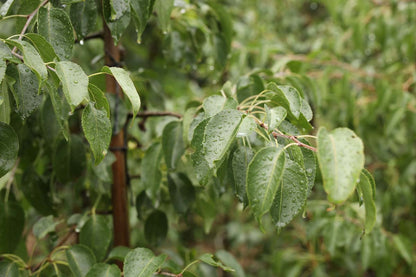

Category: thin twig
[75, 31, 104, 44]
[132, 111, 183, 119]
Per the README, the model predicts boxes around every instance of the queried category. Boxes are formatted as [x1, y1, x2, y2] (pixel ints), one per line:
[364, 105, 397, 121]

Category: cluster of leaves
[0, 0, 397, 276]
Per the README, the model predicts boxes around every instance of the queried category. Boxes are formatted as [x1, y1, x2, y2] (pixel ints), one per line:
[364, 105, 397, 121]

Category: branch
[131, 111, 183, 119]
[75, 31, 104, 44]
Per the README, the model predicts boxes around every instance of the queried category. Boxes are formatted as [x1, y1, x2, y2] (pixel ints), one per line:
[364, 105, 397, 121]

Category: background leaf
[66, 244, 96, 277]
[70, 0, 97, 39]
[123, 248, 167, 277]
[0, 122, 18, 178]
[79, 214, 112, 262]
[162, 120, 185, 171]
[144, 210, 168, 246]
[0, 200, 24, 254]
[317, 127, 364, 203]
[168, 173, 195, 214]
[85, 263, 121, 277]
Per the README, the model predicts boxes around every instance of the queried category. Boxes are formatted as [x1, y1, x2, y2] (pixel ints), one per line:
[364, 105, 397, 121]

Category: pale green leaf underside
[358, 169, 376, 233]
[317, 127, 364, 203]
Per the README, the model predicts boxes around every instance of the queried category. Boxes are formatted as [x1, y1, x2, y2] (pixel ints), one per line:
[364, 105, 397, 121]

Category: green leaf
[88, 84, 110, 117]
[123, 248, 167, 277]
[79, 215, 112, 262]
[53, 135, 86, 184]
[270, 159, 308, 231]
[55, 61, 89, 109]
[232, 145, 254, 205]
[202, 110, 243, 169]
[162, 121, 185, 170]
[144, 210, 168, 246]
[0, 81, 10, 124]
[154, 0, 173, 33]
[130, 0, 155, 43]
[0, 122, 18, 178]
[168, 173, 195, 214]
[82, 103, 112, 165]
[21, 168, 54, 215]
[317, 127, 364, 203]
[0, 260, 19, 277]
[202, 95, 238, 118]
[24, 33, 58, 63]
[103, 0, 131, 43]
[70, 0, 97, 39]
[46, 84, 70, 140]
[40, 96, 61, 144]
[107, 246, 130, 262]
[266, 83, 301, 119]
[109, 0, 130, 21]
[358, 169, 376, 233]
[266, 105, 287, 131]
[0, 200, 24, 254]
[246, 147, 286, 224]
[33, 215, 57, 239]
[7, 63, 42, 119]
[198, 253, 235, 272]
[66, 244, 96, 277]
[6, 39, 47, 81]
[102, 66, 140, 121]
[300, 146, 316, 196]
[191, 118, 212, 185]
[0, 60, 6, 84]
[392, 235, 412, 265]
[38, 7, 74, 60]
[0, 0, 15, 17]
[0, 41, 13, 61]
[215, 250, 245, 277]
[85, 263, 121, 277]
[142, 142, 162, 200]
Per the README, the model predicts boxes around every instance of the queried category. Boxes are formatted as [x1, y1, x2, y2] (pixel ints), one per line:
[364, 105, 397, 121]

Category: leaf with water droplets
[38, 7, 74, 60]
[247, 147, 286, 225]
[130, 0, 155, 43]
[82, 102, 112, 165]
[266, 105, 287, 131]
[24, 33, 58, 63]
[270, 159, 308, 231]
[123, 248, 167, 277]
[191, 118, 212, 185]
[265, 83, 301, 119]
[6, 39, 47, 81]
[203, 95, 238, 117]
[232, 145, 254, 205]
[202, 110, 243, 170]
[141, 142, 162, 201]
[317, 127, 364, 203]
[70, 0, 97, 40]
[154, 0, 173, 33]
[56, 61, 89, 110]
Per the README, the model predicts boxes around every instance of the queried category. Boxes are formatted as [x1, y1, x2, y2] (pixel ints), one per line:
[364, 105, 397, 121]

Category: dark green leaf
[0, 81, 11, 124]
[141, 143, 162, 200]
[85, 263, 120, 277]
[88, 84, 110, 117]
[46, 84, 70, 140]
[358, 169, 376, 234]
[317, 127, 364, 203]
[70, 0, 97, 39]
[0, 122, 18, 178]
[79, 215, 112, 261]
[7, 63, 42, 119]
[144, 210, 168, 246]
[0, 200, 24, 254]
[123, 248, 167, 277]
[202, 95, 238, 118]
[38, 7, 74, 60]
[392, 235, 412, 265]
[21, 168, 54, 215]
[130, 0, 155, 43]
[191, 118, 211, 185]
[102, 0, 131, 43]
[109, 0, 130, 21]
[168, 173, 195, 214]
[53, 135, 86, 184]
[270, 159, 308, 231]
[41, 96, 61, 143]
[66, 244, 96, 277]
[55, 61, 89, 110]
[232, 145, 254, 205]
[82, 103, 112, 165]
[162, 121, 185, 170]
[300, 146, 316, 196]
[247, 147, 285, 225]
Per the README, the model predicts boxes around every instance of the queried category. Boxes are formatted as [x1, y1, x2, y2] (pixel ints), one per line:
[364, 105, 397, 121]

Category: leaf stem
[179, 259, 201, 275]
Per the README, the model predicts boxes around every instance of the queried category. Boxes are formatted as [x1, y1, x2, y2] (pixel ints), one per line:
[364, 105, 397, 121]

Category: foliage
[0, 0, 414, 276]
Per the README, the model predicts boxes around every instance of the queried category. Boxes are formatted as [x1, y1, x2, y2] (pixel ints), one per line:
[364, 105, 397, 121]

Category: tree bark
[103, 23, 130, 247]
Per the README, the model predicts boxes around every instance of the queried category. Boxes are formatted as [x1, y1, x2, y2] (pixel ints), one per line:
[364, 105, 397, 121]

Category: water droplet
[73, 80, 78, 84]
[180, 8, 186, 14]
[79, 39, 84, 45]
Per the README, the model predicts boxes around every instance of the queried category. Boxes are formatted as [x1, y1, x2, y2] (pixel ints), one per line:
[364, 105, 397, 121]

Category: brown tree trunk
[103, 23, 130, 248]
